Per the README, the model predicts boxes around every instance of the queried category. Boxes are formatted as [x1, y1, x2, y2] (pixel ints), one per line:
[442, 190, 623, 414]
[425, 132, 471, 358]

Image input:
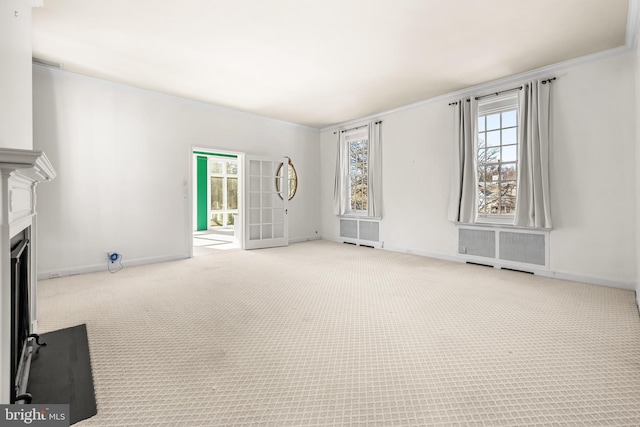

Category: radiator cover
[340, 219, 381, 247]
[458, 226, 548, 270]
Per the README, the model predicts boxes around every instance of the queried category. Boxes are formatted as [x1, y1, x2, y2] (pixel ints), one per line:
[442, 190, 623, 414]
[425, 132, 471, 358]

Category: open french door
[243, 156, 289, 249]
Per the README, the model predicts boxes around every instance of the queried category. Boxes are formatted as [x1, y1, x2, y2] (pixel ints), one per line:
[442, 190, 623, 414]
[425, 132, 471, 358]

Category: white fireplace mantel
[0, 148, 56, 404]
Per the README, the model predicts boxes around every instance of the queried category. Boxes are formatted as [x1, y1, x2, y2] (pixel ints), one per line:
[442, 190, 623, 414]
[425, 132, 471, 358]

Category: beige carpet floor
[36, 240, 640, 426]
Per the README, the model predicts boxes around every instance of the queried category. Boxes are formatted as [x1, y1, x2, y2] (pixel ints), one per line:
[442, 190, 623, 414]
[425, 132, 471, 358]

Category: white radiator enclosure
[340, 218, 381, 248]
[458, 225, 549, 271]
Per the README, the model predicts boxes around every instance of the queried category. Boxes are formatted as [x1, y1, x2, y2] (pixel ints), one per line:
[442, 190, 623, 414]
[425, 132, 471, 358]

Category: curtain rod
[448, 77, 556, 106]
[333, 120, 382, 135]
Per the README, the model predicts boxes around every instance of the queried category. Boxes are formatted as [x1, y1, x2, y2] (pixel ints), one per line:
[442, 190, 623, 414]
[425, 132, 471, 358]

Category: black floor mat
[28, 324, 97, 425]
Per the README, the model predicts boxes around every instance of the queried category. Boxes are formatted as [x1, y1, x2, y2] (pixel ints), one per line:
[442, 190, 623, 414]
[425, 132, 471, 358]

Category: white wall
[321, 51, 637, 288]
[0, 0, 32, 150]
[33, 66, 320, 277]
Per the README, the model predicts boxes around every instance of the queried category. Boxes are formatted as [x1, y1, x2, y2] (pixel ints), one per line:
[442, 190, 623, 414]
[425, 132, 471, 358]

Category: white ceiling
[32, 0, 632, 128]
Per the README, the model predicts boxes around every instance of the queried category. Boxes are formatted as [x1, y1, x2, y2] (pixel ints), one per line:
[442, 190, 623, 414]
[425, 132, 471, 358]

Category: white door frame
[189, 146, 246, 257]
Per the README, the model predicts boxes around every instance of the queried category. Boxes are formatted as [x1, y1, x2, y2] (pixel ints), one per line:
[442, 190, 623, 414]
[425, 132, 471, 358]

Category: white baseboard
[38, 253, 189, 280]
[323, 237, 637, 291]
[383, 245, 461, 264]
[289, 235, 321, 244]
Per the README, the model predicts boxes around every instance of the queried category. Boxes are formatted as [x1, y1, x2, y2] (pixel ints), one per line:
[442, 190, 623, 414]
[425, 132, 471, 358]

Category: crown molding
[322, 39, 636, 133]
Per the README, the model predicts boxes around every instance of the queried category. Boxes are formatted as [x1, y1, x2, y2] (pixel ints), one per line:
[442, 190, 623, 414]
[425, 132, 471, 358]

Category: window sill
[455, 218, 551, 232]
[339, 213, 381, 221]
[475, 215, 514, 226]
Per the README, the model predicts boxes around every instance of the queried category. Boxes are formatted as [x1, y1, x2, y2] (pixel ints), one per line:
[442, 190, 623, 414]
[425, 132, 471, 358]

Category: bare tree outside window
[348, 140, 368, 212]
[477, 108, 518, 217]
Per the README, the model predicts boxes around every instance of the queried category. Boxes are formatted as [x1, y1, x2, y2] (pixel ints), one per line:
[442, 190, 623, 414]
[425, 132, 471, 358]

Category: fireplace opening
[10, 227, 30, 404]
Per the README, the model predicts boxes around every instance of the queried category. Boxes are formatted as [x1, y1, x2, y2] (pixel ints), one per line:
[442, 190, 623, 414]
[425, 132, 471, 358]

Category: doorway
[192, 150, 242, 254]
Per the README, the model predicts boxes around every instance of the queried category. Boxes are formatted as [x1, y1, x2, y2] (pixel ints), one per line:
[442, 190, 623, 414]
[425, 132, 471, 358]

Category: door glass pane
[262, 193, 273, 208]
[250, 160, 260, 175]
[210, 213, 223, 227]
[262, 161, 273, 176]
[273, 208, 284, 223]
[250, 193, 260, 207]
[262, 176, 272, 191]
[250, 176, 260, 191]
[274, 223, 284, 238]
[250, 225, 260, 240]
[227, 162, 238, 175]
[262, 224, 272, 239]
[262, 208, 273, 223]
[250, 208, 260, 225]
[210, 177, 223, 210]
[227, 177, 238, 209]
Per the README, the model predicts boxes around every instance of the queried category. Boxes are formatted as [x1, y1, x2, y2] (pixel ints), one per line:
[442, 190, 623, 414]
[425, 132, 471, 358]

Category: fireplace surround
[0, 148, 56, 404]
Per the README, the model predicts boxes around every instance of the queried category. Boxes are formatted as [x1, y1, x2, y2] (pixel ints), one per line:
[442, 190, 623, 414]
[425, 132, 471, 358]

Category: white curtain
[447, 99, 477, 223]
[367, 122, 382, 218]
[515, 80, 552, 228]
[333, 130, 348, 215]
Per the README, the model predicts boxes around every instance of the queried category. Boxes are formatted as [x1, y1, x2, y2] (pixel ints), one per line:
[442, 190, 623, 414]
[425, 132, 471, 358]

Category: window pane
[478, 132, 485, 149]
[350, 177, 357, 210]
[227, 162, 238, 175]
[486, 182, 499, 198]
[478, 181, 486, 196]
[500, 164, 517, 181]
[486, 113, 500, 130]
[501, 145, 517, 162]
[478, 195, 487, 214]
[210, 177, 223, 210]
[487, 165, 500, 182]
[211, 161, 223, 174]
[502, 110, 517, 128]
[486, 130, 500, 147]
[477, 166, 487, 182]
[502, 128, 517, 145]
[501, 181, 516, 197]
[486, 198, 499, 214]
[501, 198, 516, 214]
[227, 177, 238, 210]
[478, 116, 485, 132]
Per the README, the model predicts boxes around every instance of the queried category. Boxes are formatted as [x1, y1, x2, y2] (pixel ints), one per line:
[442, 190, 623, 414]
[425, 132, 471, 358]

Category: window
[348, 139, 368, 212]
[334, 122, 381, 218]
[477, 95, 518, 221]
